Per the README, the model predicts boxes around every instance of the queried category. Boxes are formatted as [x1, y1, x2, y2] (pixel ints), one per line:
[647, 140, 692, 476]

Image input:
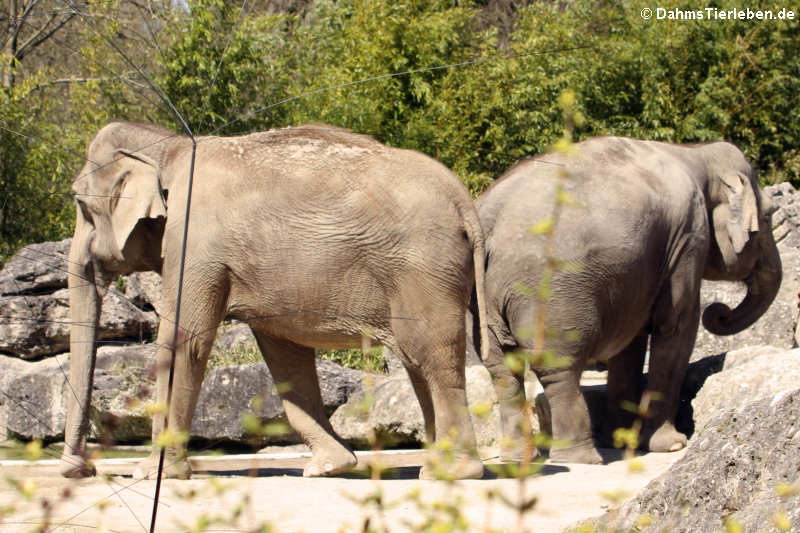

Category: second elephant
[474, 137, 781, 463]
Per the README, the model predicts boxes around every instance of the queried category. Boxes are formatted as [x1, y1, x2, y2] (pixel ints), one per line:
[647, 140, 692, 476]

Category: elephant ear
[110, 151, 167, 254]
[714, 172, 759, 266]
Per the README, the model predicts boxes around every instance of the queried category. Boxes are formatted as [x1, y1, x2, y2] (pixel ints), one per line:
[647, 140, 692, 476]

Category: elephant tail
[460, 206, 490, 363]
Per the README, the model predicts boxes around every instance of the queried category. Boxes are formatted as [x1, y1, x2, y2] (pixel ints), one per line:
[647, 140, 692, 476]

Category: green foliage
[4, 0, 800, 254]
[282, 0, 479, 136]
[207, 342, 262, 368]
[0, 78, 80, 261]
[318, 347, 385, 373]
[154, 0, 292, 134]
[415, 0, 800, 191]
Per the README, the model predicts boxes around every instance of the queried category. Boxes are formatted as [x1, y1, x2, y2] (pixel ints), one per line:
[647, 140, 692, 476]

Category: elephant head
[698, 142, 782, 336]
[61, 122, 179, 477]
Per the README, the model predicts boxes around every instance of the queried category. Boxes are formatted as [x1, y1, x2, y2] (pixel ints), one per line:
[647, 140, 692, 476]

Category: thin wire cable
[209, 44, 594, 137]
[148, 140, 196, 533]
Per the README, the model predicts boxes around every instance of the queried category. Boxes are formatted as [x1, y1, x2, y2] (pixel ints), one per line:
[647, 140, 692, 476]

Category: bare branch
[16, 10, 75, 60]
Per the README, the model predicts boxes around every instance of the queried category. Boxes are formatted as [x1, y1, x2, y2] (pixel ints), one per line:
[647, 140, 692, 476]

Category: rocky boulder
[90, 345, 158, 443]
[0, 239, 71, 295]
[330, 364, 525, 449]
[0, 346, 157, 441]
[691, 347, 800, 434]
[0, 239, 164, 359]
[0, 353, 70, 440]
[212, 323, 258, 353]
[122, 271, 163, 317]
[0, 348, 362, 446]
[192, 359, 362, 445]
[596, 387, 800, 532]
[0, 288, 158, 359]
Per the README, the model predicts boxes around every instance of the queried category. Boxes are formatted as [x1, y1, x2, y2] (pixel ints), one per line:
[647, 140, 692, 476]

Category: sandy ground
[0, 448, 683, 533]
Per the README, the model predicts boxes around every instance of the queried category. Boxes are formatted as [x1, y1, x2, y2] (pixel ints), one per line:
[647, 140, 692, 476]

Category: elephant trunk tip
[701, 302, 737, 336]
[702, 258, 781, 336]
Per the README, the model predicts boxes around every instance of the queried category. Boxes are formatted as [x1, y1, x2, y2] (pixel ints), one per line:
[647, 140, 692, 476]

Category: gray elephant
[474, 137, 781, 464]
[62, 122, 488, 480]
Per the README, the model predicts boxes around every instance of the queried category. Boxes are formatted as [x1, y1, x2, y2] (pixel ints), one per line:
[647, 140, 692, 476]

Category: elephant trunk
[60, 211, 103, 477]
[702, 235, 782, 336]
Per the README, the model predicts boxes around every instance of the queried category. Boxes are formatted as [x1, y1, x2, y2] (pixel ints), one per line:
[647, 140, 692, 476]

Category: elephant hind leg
[482, 327, 535, 463]
[505, 301, 602, 465]
[535, 364, 603, 465]
[605, 332, 648, 447]
[406, 367, 435, 444]
[253, 333, 356, 477]
[390, 299, 483, 480]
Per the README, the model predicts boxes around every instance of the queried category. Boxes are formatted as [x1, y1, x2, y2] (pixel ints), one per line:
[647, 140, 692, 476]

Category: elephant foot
[302, 447, 357, 477]
[646, 423, 687, 453]
[499, 440, 541, 463]
[60, 453, 96, 478]
[549, 440, 603, 464]
[419, 455, 484, 480]
[132, 451, 192, 480]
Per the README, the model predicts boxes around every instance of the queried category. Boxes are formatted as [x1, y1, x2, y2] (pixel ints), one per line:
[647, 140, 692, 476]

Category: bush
[0, 79, 81, 262]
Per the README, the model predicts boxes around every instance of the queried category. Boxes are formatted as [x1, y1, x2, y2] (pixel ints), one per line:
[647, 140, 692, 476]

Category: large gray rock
[692, 347, 800, 433]
[600, 388, 800, 533]
[693, 183, 800, 360]
[212, 323, 258, 353]
[675, 345, 781, 437]
[0, 353, 70, 440]
[0, 288, 158, 359]
[0, 239, 70, 295]
[123, 271, 163, 316]
[90, 345, 158, 443]
[192, 359, 363, 445]
[331, 373, 425, 447]
[0, 239, 164, 359]
[0, 348, 361, 445]
[0, 346, 157, 441]
[330, 364, 511, 448]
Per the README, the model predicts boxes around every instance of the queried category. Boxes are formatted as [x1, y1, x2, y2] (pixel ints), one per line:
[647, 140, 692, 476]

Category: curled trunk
[702, 236, 782, 336]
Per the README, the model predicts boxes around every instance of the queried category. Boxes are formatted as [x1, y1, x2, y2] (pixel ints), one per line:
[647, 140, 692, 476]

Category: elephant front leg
[255, 334, 356, 477]
[644, 270, 701, 453]
[134, 317, 217, 480]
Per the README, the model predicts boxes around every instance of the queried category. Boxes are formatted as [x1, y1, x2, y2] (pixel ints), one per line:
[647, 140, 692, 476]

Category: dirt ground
[0, 447, 684, 533]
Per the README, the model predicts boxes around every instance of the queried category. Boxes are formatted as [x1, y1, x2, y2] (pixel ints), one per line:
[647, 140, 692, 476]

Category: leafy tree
[154, 0, 292, 135]
[3, 0, 800, 259]
[279, 0, 481, 143]
[0, 78, 80, 260]
[0, 0, 168, 260]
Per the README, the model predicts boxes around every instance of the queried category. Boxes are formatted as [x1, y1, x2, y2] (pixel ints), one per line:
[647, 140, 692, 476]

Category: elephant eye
[77, 200, 95, 227]
[110, 171, 129, 213]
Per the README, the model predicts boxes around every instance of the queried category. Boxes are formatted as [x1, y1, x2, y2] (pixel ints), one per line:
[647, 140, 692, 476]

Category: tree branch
[16, 10, 75, 61]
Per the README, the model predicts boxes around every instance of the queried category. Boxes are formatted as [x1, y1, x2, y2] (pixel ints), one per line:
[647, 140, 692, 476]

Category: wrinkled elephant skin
[475, 137, 781, 464]
[62, 122, 489, 480]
